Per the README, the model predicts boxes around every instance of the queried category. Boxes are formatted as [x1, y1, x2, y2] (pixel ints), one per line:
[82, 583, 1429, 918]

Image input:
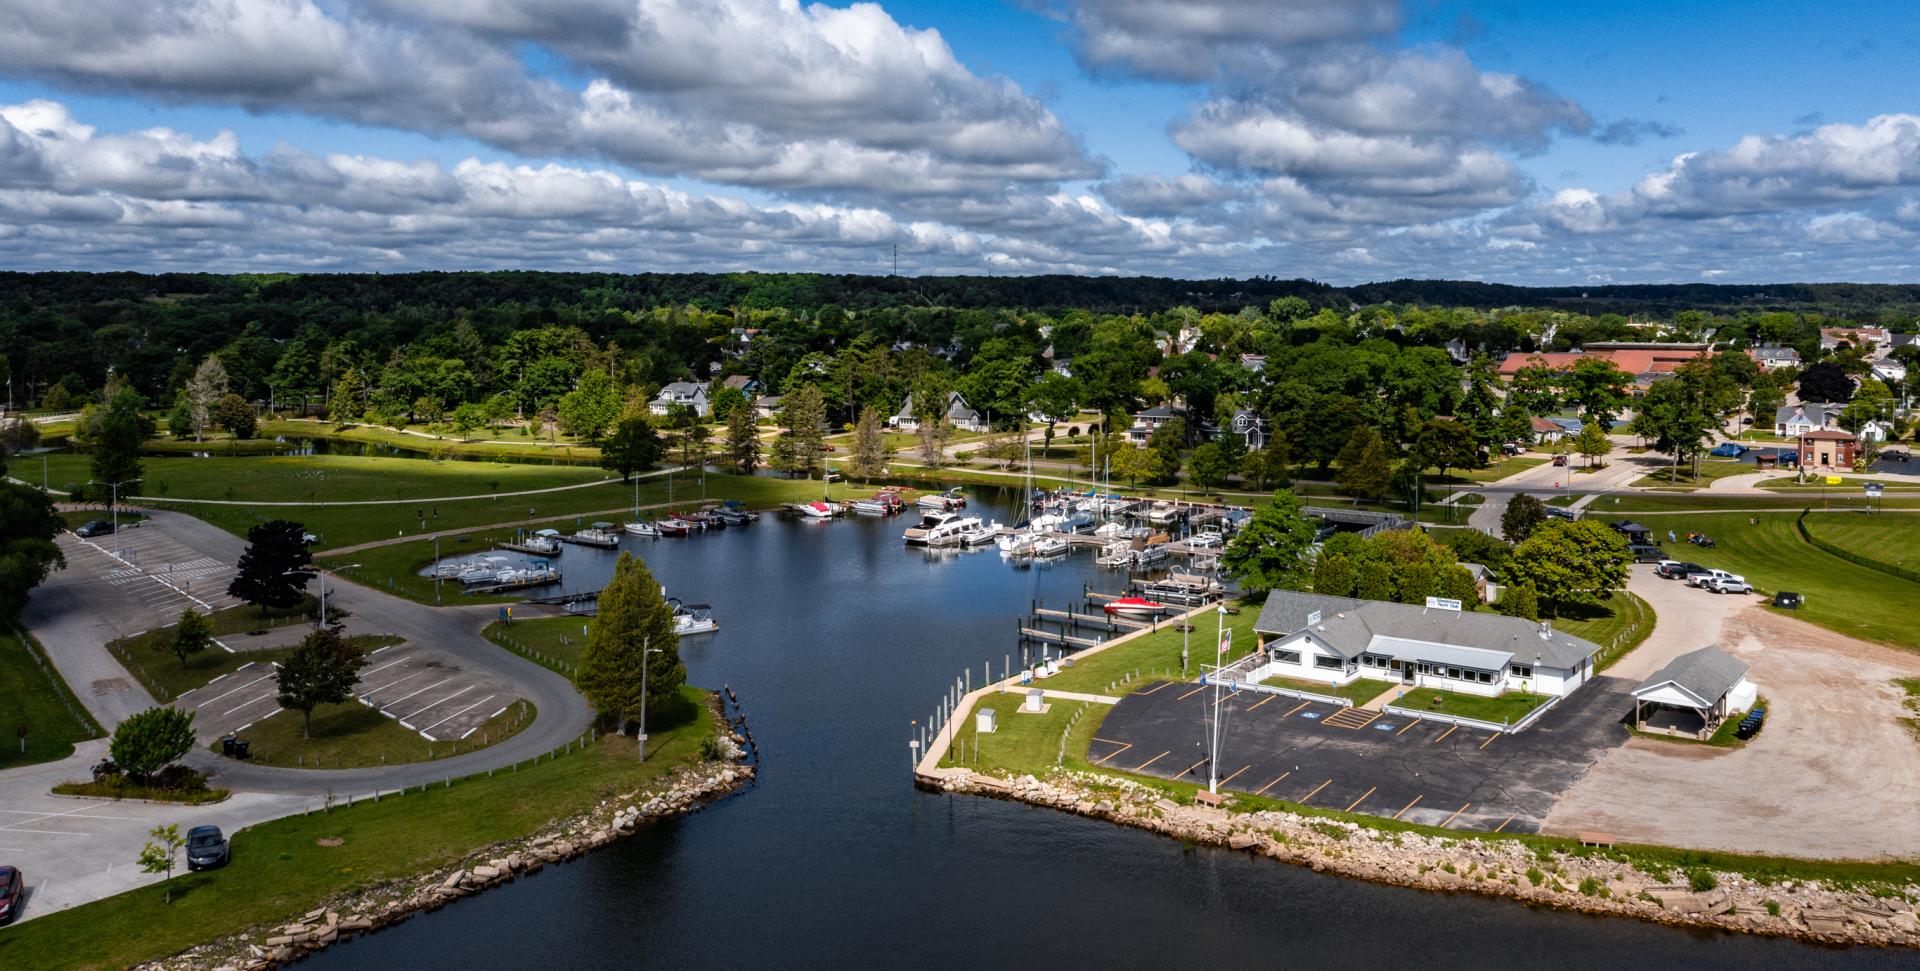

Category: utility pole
[434, 535, 441, 605]
[637, 638, 661, 760]
[1207, 605, 1229, 795]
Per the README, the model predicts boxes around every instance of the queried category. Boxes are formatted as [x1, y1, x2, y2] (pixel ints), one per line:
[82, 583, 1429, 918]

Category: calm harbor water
[309, 490, 1895, 970]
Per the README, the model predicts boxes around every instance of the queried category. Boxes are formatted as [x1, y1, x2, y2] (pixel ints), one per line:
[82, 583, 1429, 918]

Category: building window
[1477, 671, 1495, 684]
[1446, 667, 1462, 680]
[1313, 655, 1344, 671]
[1273, 649, 1301, 665]
[1510, 664, 1533, 679]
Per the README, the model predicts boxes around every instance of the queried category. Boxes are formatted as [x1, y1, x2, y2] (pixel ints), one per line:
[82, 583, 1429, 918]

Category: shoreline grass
[0, 629, 104, 769]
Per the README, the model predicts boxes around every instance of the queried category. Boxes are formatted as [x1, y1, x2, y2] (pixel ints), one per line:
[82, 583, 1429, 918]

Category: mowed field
[38, 452, 609, 505]
[1645, 511, 1920, 651]
[1800, 511, 1920, 574]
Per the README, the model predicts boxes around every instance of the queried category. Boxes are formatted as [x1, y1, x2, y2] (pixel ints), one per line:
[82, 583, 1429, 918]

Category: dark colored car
[1545, 506, 1576, 520]
[0, 866, 21, 923]
[186, 825, 229, 871]
[1628, 544, 1666, 563]
[73, 519, 113, 537]
[1551, 454, 1569, 466]
[1709, 442, 1748, 457]
[1656, 560, 1705, 579]
[1774, 591, 1803, 609]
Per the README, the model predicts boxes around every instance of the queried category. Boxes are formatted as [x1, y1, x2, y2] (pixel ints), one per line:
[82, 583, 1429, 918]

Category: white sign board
[1305, 610, 1322, 627]
[1425, 596, 1463, 612]
[1865, 483, 1885, 497]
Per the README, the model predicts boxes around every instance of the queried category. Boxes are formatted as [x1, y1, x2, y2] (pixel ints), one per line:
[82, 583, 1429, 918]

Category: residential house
[1223, 408, 1269, 450]
[1249, 591, 1601, 701]
[1630, 645, 1757, 740]
[1748, 346, 1801, 370]
[720, 375, 763, 397]
[1239, 354, 1267, 374]
[1125, 403, 1185, 444]
[1820, 326, 1892, 355]
[1871, 359, 1907, 386]
[1530, 416, 1570, 445]
[889, 391, 988, 434]
[1798, 429, 1857, 469]
[1777, 403, 1891, 442]
[649, 382, 711, 418]
[752, 394, 783, 420]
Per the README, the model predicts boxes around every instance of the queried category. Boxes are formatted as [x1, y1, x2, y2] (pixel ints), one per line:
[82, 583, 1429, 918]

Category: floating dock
[464, 571, 563, 595]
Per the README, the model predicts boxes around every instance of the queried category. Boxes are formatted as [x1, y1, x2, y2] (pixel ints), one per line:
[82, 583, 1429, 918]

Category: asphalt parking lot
[1092, 676, 1637, 832]
[177, 641, 519, 742]
[63, 522, 243, 622]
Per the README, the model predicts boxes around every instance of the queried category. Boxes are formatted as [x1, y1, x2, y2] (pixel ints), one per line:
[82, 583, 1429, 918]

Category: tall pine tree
[576, 552, 686, 733]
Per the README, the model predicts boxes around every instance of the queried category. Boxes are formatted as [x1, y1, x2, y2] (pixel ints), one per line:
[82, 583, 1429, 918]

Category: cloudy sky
[0, 0, 1917, 283]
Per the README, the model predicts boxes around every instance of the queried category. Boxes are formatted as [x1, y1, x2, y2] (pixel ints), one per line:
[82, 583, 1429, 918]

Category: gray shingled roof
[1254, 591, 1601, 670]
[1632, 646, 1748, 706]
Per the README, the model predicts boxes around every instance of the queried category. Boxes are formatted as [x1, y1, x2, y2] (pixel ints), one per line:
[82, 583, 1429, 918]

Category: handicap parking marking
[1297, 778, 1333, 804]
[1281, 701, 1311, 718]
[1391, 794, 1423, 820]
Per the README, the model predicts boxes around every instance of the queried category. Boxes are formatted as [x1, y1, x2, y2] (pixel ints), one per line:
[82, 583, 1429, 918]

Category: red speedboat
[1103, 596, 1172, 618]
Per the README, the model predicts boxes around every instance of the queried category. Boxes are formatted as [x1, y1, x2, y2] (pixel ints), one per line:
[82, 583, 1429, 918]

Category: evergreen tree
[110, 706, 197, 780]
[227, 519, 315, 614]
[782, 383, 828, 478]
[329, 368, 366, 422]
[849, 406, 889, 479]
[275, 626, 367, 738]
[1334, 426, 1391, 500]
[725, 406, 761, 475]
[83, 384, 150, 501]
[576, 552, 687, 732]
[167, 608, 213, 668]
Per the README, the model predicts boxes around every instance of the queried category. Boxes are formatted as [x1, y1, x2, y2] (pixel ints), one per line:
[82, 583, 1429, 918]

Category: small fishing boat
[797, 500, 838, 519]
[958, 521, 999, 547]
[916, 487, 966, 510]
[497, 528, 562, 556]
[656, 518, 690, 537]
[1103, 596, 1172, 618]
[850, 491, 906, 515]
[669, 599, 717, 635]
[624, 520, 659, 537]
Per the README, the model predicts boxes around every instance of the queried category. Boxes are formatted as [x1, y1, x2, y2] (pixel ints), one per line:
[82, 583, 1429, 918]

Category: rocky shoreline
[136, 728, 756, 971]
[932, 768, 1920, 948]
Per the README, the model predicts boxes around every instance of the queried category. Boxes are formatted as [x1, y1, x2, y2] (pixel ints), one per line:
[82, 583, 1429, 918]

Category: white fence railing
[1383, 692, 1563, 735]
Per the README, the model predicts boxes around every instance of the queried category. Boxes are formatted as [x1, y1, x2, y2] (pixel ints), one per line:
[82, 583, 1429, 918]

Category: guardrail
[1383, 692, 1563, 735]
[1206, 674, 1349, 708]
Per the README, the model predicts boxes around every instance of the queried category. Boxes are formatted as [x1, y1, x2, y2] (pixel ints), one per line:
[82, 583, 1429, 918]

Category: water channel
[304, 490, 1898, 970]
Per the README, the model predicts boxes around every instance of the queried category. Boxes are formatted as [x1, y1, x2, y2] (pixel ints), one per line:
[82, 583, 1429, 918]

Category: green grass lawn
[0, 630, 103, 769]
[1759, 475, 1920, 493]
[1801, 511, 1920, 574]
[1440, 455, 1548, 483]
[1641, 512, 1920, 651]
[1599, 493, 1920, 513]
[0, 687, 717, 971]
[105, 600, 328, 703]
[260, 419, 605, 463]
[220, 699, 531, 768]
[1039, 605, 1266, 695]
[1549, 592, 1655, 670]
[1631, 459, 1751, 491]
[940, 691, 1105, 779]
[485, 616, 592, 675]
[1260, 675, 1386, 705]
[1384, 686, 1547, 725]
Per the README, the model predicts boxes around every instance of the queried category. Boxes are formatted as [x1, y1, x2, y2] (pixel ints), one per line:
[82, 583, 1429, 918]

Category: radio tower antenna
[891, 241, 898, 276]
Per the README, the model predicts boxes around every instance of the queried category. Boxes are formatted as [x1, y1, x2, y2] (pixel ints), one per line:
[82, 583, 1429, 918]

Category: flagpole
[1209, 604, 1228, 794]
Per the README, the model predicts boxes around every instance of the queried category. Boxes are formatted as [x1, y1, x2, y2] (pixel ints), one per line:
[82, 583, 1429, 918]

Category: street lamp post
[88, 478, 138, 537]
[1207, 604, 1229, 795]
[637, 638, 662, 760]
[317, 564, 361, 627]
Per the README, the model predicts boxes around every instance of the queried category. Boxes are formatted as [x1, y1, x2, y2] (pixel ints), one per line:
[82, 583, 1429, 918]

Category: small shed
[1630, 645, 1757, 740]
[1024, 688, 1046, 713]
[975, 708, 998, 734]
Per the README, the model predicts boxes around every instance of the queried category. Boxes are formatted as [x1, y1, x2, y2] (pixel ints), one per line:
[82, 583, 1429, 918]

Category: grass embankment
[940, 679, 1920, 891]
[1549, 592, 1654, 671]
[1898, 680, 1920, 742]
[1444, 455, 1548, 483]
[1801, 511, 1920, 576]
[485, 616, 590, 676]
[0, 687, 717, 971]
[1631, 459, 1751, 491]
[0, 629, 104, 769]
[1386, 686, 1548, 725]
[105, 599, 323, 702]
[1601, 493, 1920, 513]
[259, 419, 607, 464]
[1038, 606, 1267, 696]
[1261, 675, 1385, 706]
[221, 699, 532, 769]
[1645, 512, 1920, 651]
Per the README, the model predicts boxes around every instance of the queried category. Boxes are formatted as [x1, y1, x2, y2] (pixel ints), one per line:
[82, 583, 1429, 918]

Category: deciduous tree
[1501, 519, 1631, 618]
[167, 608, 213, 668]
[600, 416, 662, 482]
[1221, 490, 1317, 595]
[227, 519, 314, 614]
[1501, 493, 1548, 543]
[110, 706, 196, 780]
[275, 626, 367, 739]
[1334, 426, 1391, 500]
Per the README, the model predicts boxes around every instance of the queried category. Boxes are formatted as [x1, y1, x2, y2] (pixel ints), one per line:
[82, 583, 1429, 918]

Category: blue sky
[0, 0, 1917, 283]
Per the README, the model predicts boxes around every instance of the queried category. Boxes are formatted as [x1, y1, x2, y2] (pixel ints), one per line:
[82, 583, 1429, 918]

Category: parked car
[1774, 591, 1803, 609]
[1708, 442, 1749, 457]
[1545, 506, 1576, 520]
[1628, 544, 1666, 563]
[1688, 568, 1738, 588]
[1551, 454, 1568, 466]
[1707, 575, 1752, 595]
[1501, 442, 1526, 456]
[1654, 560, 1705, 579]
[0, 866, 20, 923]
[73, 519, 113, 537]
[186, 825, 229, 871]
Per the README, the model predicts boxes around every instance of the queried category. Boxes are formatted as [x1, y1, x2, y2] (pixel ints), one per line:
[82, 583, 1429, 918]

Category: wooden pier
[464, 572, 563, 595]
[1017, 627, 1105, 649]
[1032, 606, 1150, 632]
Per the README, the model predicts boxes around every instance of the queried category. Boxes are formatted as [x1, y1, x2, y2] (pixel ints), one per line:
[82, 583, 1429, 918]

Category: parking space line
[1439, 803, 1472, 828]
[1298, 779, 1332, 804]
[1254, 771, 1290, 796]
[419, 694, 497, 738]
[1178, 757, 1208, 778]
[360, 669, 427, 702]
[1133, 750, 1170, 772]
[223, 692, 277, 717]
[400, 684, 475, 722]
[1494, 814, 1516, 833]
[1395, 719, 1420, 736]
[1343, 786, 1377, 813]
[1281, 701, 1311, 718]
[1176, 685, 1206, 701]
[376, 676, 454, 711]
[1432, 725, 1458, 744]
[1092, 740, 1133, 765]
[1392, 795, 1423, 820]
[197, 671, 277, 707]
[1247, 694, 1277, 711]
[1478, 733, 1499, 750]
[1218, 764, 1251, 787]
[1134, 681, 1169, 695]
[358, 656, 412, 680]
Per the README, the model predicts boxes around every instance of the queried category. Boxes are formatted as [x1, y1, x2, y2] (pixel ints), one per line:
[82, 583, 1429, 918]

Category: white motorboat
[1028, 511, 1074, 533]
[562, 524, 621, 548]
[916, 487, 966, 510]
[671, 601, 717, 635]
[996, 528, 1035, 554]
[1143, 501, 1180, 525]
[903, 511, 956, 545]
[1096, 541, 1133, 567]
[498, 528, 562, 555]
[1030, 535, 1069, 557]
[624, 521, 659, 537]
[924, 515, 984, 547]
[956, 521, 999, 547]
[456, 555, 513, 585]
[797, 500, 838, 519]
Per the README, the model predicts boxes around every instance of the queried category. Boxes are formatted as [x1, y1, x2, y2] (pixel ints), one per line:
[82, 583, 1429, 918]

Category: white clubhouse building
[1249, 591, 1603, 699]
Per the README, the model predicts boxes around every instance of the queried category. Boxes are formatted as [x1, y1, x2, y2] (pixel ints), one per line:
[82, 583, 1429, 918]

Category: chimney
[1538, 620, 1553, 639]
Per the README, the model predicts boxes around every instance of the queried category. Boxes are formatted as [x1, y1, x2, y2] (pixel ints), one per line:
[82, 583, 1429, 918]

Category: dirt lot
[1546, 607, 1920, 858]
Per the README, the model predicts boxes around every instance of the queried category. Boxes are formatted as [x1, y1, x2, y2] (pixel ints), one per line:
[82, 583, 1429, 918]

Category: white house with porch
[889, 391, 988, 433]
[649, 381, 710, 417]
[1630, 645, 1756, 740]
[1248, 591, 1601, 700]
